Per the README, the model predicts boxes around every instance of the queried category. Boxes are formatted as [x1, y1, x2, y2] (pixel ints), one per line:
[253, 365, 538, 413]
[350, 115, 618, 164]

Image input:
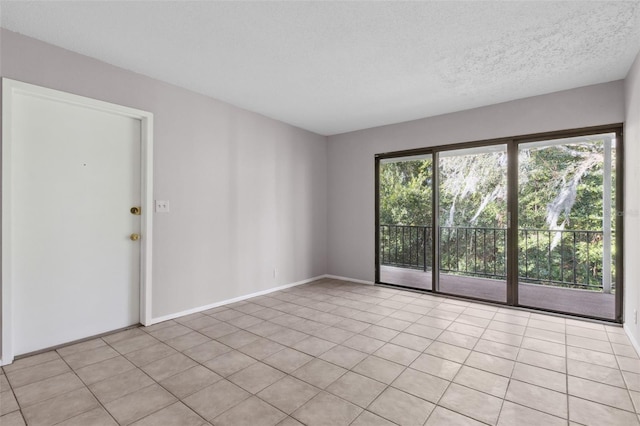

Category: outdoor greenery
[379, 137, 616, 291]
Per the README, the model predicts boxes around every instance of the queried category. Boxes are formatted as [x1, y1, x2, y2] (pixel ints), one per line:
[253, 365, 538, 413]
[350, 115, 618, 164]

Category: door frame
[375, 123, 624, 322]
[1, 78, 154, 365]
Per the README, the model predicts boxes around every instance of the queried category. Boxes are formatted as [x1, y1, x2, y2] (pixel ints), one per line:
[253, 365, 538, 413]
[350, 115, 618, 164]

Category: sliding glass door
[438, 145, 508, 302]
[376, 125, 622, 322]
[378, 155, 433, 290]
[517, 133, 618, 320]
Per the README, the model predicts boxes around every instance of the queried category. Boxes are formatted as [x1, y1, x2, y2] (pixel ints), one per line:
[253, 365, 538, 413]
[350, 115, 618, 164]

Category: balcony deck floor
[380, 265, 616, 320]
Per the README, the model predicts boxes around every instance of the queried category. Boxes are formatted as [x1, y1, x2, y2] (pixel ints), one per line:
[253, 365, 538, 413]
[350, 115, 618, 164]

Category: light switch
[155, 200, 170, 213]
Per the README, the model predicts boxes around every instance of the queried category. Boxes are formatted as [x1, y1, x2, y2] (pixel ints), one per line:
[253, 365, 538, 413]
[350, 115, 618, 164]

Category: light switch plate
[155, 200, 170, 213]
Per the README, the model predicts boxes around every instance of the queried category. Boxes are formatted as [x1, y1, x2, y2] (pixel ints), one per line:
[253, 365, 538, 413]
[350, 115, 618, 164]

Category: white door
[7, 83, 145, 356]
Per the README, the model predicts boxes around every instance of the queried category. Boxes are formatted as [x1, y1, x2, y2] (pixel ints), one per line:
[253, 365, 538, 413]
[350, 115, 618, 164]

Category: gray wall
[0, 29, 329, 320]
[327, 81, 625, 283]
[624, 50, 640, 343]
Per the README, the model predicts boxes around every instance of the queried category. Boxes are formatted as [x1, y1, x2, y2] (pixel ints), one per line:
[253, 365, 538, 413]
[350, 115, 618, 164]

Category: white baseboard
[148, 275, 326, 325]
[624, 323, 640, 357]
[324, 274, 374, 285]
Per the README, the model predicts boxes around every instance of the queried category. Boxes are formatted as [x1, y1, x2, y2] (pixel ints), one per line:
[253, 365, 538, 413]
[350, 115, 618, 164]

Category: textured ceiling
[1, 1, 639, 135]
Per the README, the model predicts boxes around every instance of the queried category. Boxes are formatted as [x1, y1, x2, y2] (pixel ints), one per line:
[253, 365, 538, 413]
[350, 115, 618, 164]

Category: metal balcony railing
[379, 224, 614, 291]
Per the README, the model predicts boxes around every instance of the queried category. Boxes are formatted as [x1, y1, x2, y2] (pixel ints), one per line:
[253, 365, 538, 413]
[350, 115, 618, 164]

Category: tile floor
[2, 278, 640, 426]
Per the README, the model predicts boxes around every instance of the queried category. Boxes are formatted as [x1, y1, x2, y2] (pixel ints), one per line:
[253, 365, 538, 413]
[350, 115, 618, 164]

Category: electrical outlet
[155, 200, 170, 213]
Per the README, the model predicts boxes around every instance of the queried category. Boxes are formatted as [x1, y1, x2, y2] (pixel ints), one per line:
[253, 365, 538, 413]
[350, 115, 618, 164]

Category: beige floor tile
[528, 319, 565, 333]
[416, 315, 452, 329]
[439, 383, 503, 425]
[352, 355, 404, 384]
[617, 355, 640, 373]
[203, 350, 257, 377]
[376, 316, 412, 331]
[164, 331, 211, 352]
[567, 358, 625, 388]
[473, 339, 519, 360]
[214, 396, 286, 426]
[75, 356, 136, 385]
[512, 362, 567, 393]
[183, 379, 250, 421]
[425, 341, 470, 364]
[182, 340, 231, 363]
[22, 387, 99, 426]
[520, 337, 566, 357]
[199, 322, 240, 339]
[612, 342, 640, 359]
[89, 368, 154, 404]
[453, 365, 509, 398]
[160, 365, 221, 398]
[342, 334, 386, 353]
[439, 331, 480, 350]
[351, 410, 396, 426]
[0, 411, 27, 426]
[104, 383, 176, 425]
[227, 314, 265, 329]
[569, 396, 640, 426]
[56, 339, 107, 357]
[373, 343, 421, 366]
[326, 371, 386, 408]
[497, 401, 566, 426]
[568, 375, 634, 411]
[56, 407, 117, 426]
[390, 332, 432, 352]
[148, 324, 194, 341]
[482, 329, 524, 346]
[13, 372, 84, 407]
[391, 368, 449, 403]
[319, 345, 368, 369]
[292, 391, 362, 426]
[292, 359, 347, 389]
[263, 348, 313, 373]
[404, 323, 444, 340]
[623, 370, 640, 392]
[566, 325, 608, 341]
[268, 329, 309, 346]
[0, 390, 19, 415]
[369, 387, 434, 426]
[567, 334, 613, 354]
[425, 406, 484, 426]
[141, 352, 198, 382]
[6, 358, 70, 388]
[411, 353, 462, 380]
[524, 327, 565, 344]
[517, 348, 566, 373]
[0, 375, 10, 392]
[109, 334, 158, 355]
[360, 325, 400, 342]
[567, 346, 617, 368]
[447, 322, 485, 338]
[246, 321, 286, 338]
[217, 330, 262, 349]
[3, 352, 59, 374]
[62, 345, 119, 370]
[125, 343, 178, 367]
[389, 310, 422, 322]
[131, 402, 204, 426]
[258, 376, 320, 414]
[493, 313, 529, 326]
[228, 362, 286, 393]
[181, 315, 221, 331]
[139, 319, 177, 333]
[238, 338, 286, 360]
[292, 336, 336, 357]
[486, 321, 525, 336]
[312, 326, 356, 344]
[505, 380, 567, 418]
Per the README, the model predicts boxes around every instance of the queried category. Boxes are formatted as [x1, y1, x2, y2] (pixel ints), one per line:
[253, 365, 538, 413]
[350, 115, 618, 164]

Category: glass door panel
[378, 155, 433, 290]
[438, 145, 508, 302]
[518, 133, 617, 319]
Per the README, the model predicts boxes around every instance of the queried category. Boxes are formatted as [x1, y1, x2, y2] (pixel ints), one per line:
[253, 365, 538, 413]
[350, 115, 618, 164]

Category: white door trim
[1, 78, 154, 365]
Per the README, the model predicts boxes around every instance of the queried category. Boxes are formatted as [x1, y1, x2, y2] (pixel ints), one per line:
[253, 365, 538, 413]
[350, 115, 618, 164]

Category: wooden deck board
[380, 265, 615, 319]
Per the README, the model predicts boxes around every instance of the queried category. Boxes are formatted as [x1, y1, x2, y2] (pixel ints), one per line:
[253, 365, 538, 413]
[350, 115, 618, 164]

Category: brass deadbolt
[130, 206, 141, 215]
[130, 233, 140, 241]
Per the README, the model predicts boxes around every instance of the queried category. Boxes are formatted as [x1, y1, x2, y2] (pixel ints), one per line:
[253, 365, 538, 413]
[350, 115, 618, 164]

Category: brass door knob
[130, 207, 141, 215]
[130, 233, 140, 241]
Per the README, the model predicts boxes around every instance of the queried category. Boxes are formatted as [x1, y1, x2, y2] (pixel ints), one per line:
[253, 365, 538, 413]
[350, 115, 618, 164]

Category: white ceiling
[2, 1, 640, 136]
